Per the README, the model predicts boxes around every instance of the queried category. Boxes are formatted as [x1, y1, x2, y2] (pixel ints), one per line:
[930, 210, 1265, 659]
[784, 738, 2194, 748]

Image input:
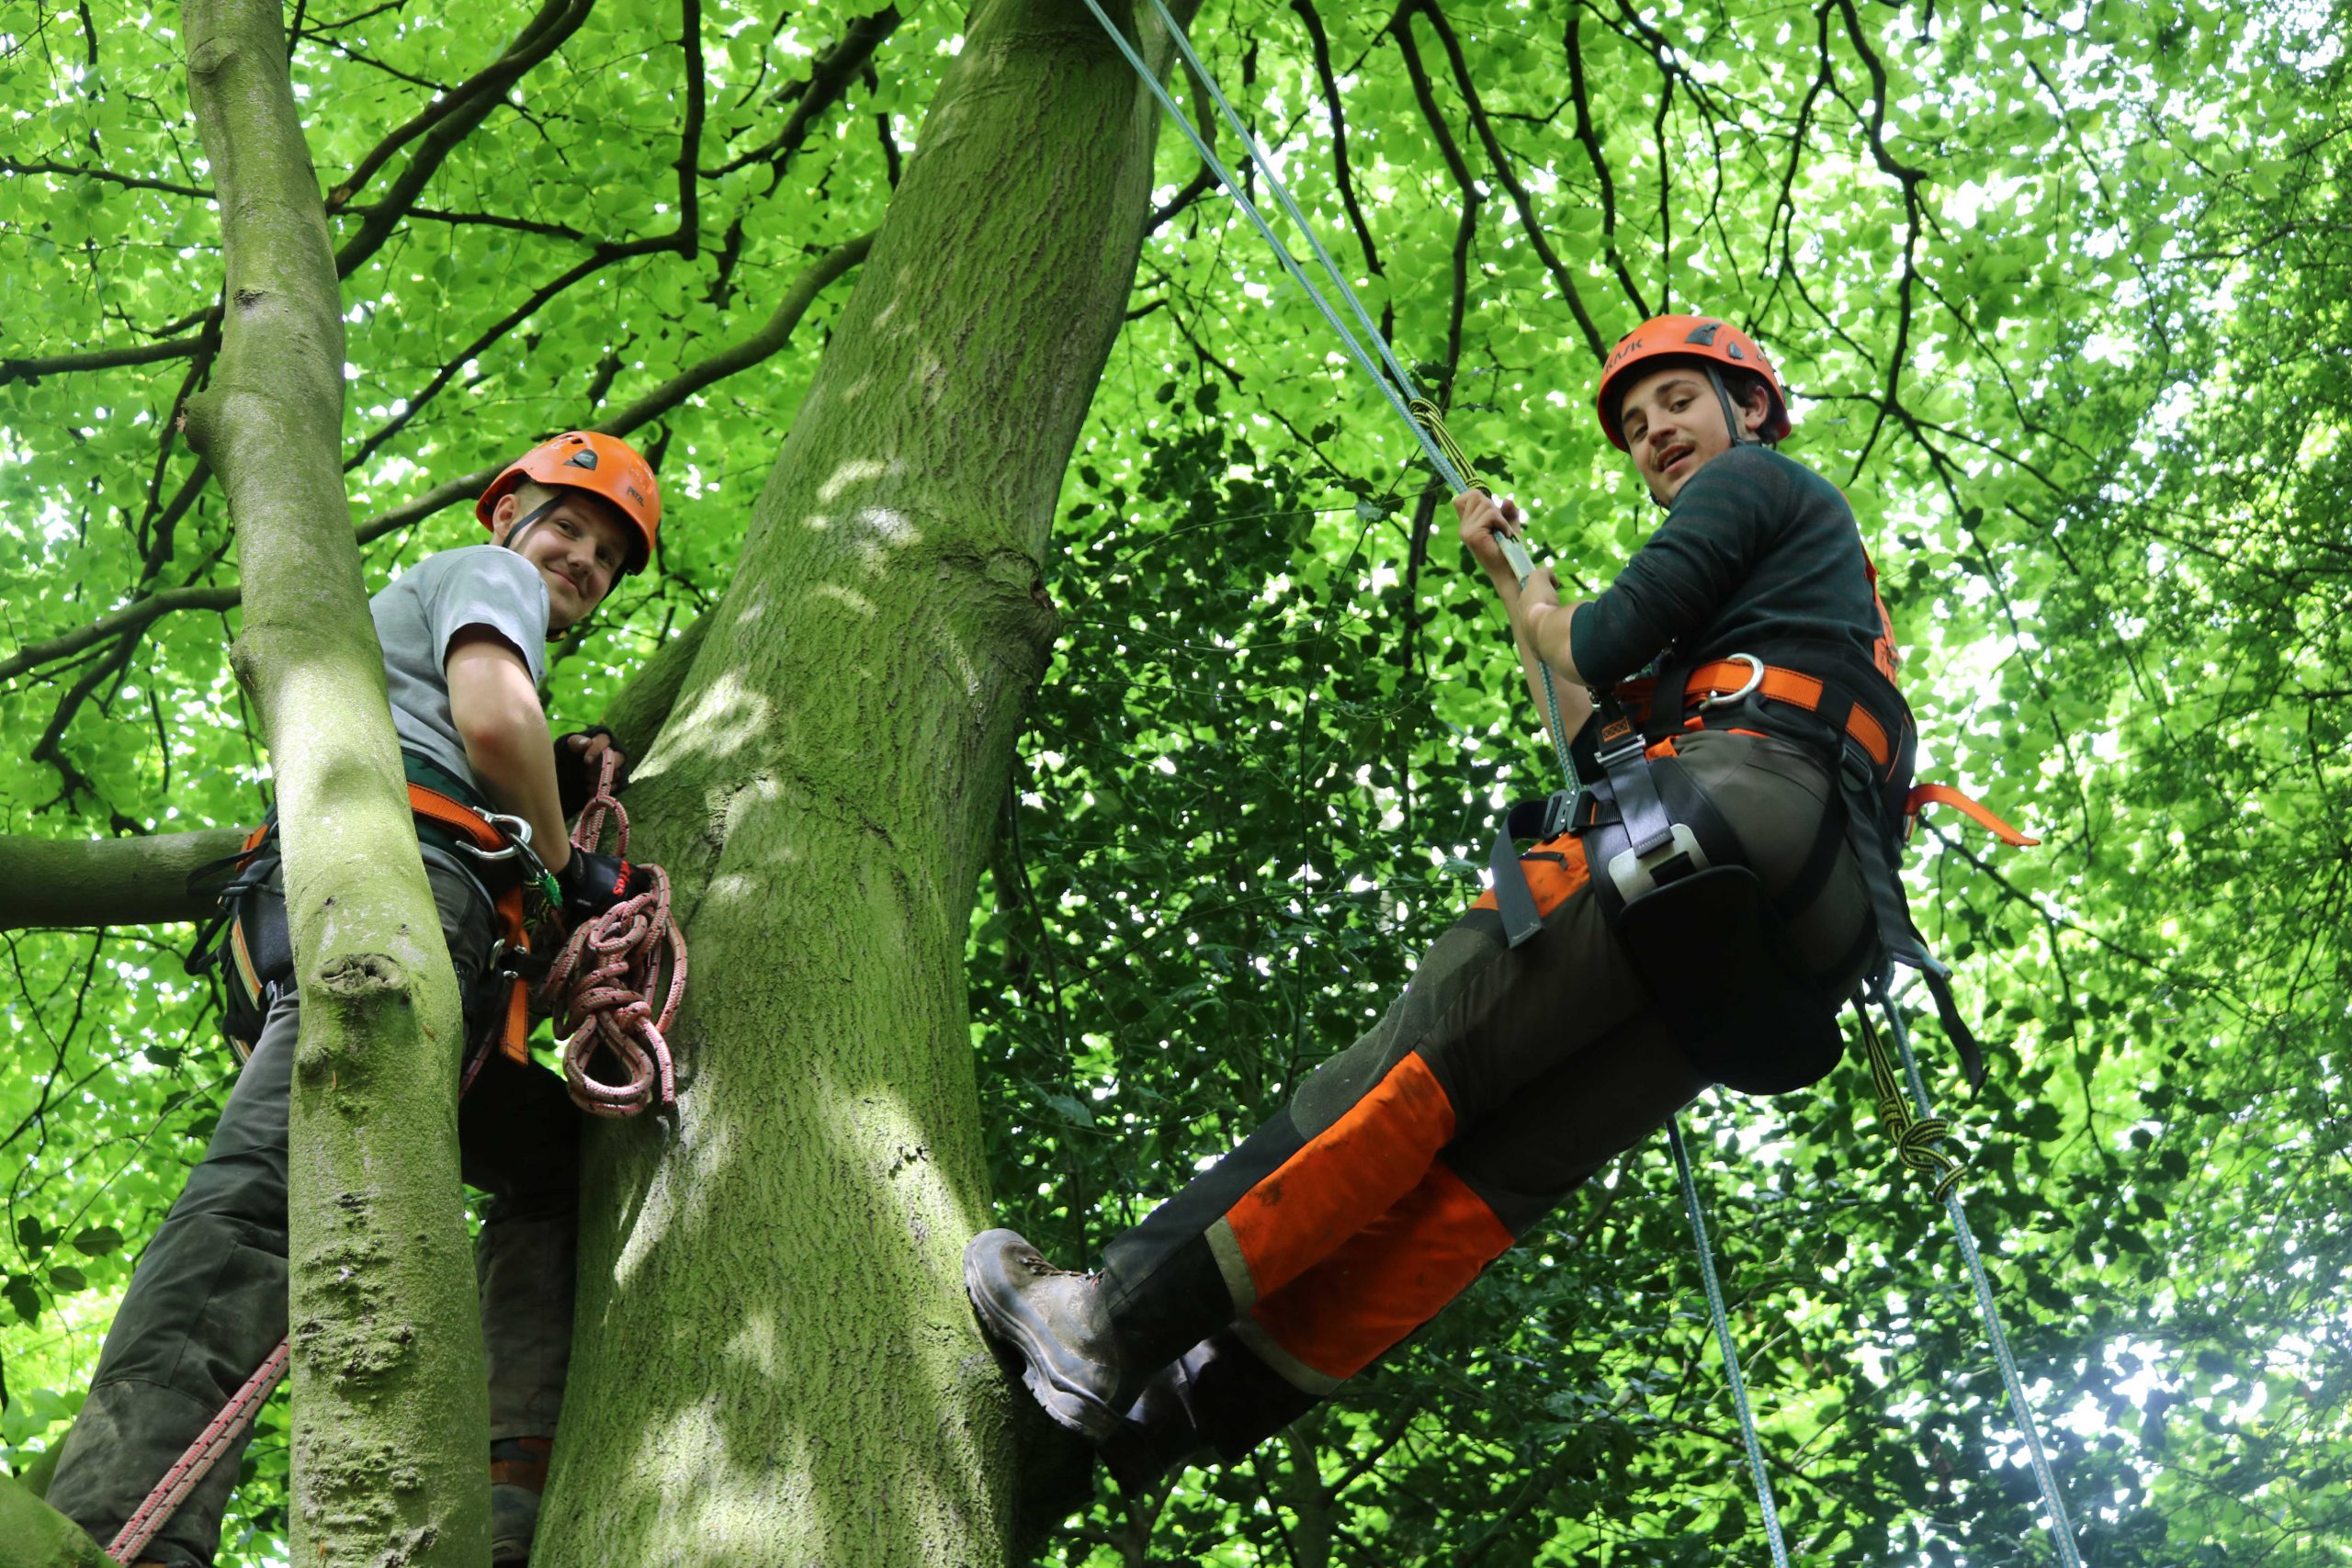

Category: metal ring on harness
[459, 812, 535, 862]
[1692, 652, 1764, 710]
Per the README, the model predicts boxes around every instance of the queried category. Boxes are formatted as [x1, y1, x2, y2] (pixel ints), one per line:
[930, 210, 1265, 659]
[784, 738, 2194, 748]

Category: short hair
[1611, 359, 1781, 446]
[503, 478, 560, 519]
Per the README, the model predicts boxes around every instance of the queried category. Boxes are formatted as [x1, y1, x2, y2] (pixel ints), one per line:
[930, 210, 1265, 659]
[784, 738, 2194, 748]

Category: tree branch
[0, 584, 240, 687]
[0, 333, 207, 388]
[181, 0, 488, 1556]
[1406, 0, 1609, 362]
[327, 0, 596, 276]
[704, 6, 905, 184]
[1563, 12, 1647, 317]
[0, 1473, 118, 1567]
[0, 154, 210, 198]
[0, 829, 251, 932]
[1290, 0, 1389, 335]
[6, 225, 870, 698]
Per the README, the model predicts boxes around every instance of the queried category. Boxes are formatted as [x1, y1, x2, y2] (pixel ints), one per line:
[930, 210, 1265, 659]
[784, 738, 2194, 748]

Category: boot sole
[963, 1230, 1124, 1443]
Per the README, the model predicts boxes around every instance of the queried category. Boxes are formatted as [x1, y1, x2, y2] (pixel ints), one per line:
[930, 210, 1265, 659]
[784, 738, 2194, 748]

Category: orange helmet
[476, 431, 662, 574]
[1595, 315, 1791, 451]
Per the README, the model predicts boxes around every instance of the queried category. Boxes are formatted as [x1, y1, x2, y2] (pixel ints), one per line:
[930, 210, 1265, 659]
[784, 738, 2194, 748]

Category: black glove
[557, 847, 638, 923]
[555, 727, 630, 817]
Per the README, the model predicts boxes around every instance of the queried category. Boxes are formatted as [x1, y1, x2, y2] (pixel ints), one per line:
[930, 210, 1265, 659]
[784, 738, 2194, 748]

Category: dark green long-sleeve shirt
[1568, 446, 1891, 689]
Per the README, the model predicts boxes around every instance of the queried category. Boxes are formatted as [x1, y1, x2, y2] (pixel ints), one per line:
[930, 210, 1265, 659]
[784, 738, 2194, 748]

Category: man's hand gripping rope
[538, 750, 686, 1117]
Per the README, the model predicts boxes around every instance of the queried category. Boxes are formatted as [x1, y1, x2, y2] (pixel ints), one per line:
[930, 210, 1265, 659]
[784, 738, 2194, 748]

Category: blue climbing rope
[1668, 1120, 1794, 1564]
[1878, 986, 2088, 1566]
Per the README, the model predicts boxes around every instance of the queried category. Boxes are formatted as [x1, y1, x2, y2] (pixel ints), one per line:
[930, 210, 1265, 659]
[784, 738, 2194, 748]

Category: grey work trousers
[47, 862, 581, 1568]
[1098, 728, 1877, 1457]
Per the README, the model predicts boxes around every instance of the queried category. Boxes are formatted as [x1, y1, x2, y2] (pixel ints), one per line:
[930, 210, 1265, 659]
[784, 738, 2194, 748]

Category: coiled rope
[538, 750, 685, 1118]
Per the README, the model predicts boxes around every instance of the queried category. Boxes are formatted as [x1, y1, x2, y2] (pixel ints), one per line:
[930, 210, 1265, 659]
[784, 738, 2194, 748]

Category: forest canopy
[3, 0, 2347, 1562]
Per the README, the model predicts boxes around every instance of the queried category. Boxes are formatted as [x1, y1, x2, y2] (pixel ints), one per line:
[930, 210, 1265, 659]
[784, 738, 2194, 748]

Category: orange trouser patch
[1225, 1052, 1457, 1303]
[1471, 830, 1591, 920]
[1250, 1160, 1515, 1382]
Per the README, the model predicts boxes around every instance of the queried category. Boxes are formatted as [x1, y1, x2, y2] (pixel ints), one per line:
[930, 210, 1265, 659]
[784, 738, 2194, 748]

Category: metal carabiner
[1693, 652, 1765, 711]
[458, 812, 533, 863]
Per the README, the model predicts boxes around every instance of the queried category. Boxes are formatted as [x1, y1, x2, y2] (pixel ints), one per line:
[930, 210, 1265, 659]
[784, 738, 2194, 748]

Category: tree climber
[967, 316, 2000, 1490]
[48, 431, 661, 1568]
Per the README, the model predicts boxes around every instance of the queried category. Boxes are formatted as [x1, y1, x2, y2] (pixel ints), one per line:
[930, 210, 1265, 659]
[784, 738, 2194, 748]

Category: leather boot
[490, 1436, 553, 1565]
[963, 1229, 1127, 1440]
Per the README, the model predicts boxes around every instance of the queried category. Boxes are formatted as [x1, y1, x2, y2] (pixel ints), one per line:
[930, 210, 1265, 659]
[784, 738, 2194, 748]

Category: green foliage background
[3, 0, 2346, 1562]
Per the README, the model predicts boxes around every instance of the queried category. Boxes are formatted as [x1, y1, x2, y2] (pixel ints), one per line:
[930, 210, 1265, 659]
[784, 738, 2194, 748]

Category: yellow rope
[1860, 1004, 1965, 1202]
[1408, 398, 1487, 496]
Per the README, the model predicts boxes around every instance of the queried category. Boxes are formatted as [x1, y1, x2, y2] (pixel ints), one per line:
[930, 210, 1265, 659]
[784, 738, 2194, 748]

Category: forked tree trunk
[181, 2, 489, 1562]
[535, 1, 1196, 1562]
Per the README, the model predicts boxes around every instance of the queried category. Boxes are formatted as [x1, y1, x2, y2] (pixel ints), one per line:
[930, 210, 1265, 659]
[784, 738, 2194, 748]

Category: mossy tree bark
[179, 3, 489, 1563]
[0, 1473, 121, 1568]
[533, 1, 1198, 1563]
[0, 829, 247, 932]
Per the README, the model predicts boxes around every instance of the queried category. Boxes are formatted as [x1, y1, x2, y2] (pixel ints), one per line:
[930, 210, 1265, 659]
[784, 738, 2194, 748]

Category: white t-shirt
[369, 545, 548, 793]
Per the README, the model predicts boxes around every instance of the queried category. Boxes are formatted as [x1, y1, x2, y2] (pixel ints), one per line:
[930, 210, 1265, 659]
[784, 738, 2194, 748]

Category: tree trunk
[534, 1, 1195, 1562]
[179, 3, 488, 1562]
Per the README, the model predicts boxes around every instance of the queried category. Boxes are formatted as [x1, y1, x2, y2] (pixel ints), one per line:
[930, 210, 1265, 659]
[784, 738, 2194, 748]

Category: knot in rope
[537, 753, 687, 1117]
[1862, 1003, 1965, 1202]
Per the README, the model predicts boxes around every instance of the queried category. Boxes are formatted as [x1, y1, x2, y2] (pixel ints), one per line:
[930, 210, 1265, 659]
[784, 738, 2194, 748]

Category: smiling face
[492, 484, 633, 633]
[1614, 364, 1771, 506]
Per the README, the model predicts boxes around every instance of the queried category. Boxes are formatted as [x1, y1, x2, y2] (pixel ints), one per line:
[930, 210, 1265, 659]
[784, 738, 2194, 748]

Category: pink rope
[108, 1337, 289, 1563]
[537, 753, 686, 1118]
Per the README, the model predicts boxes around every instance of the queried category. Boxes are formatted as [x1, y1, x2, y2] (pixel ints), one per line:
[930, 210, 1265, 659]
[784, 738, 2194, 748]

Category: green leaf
[71, 1226, 123, 1258]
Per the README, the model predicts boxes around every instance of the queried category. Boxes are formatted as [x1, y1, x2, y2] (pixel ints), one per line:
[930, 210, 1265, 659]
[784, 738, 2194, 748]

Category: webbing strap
[1592, 718, 1679, 859]
[1838, 771, 1989, 1091]
[1668, 657, 1897, 770]
[1486, 795, 1564, 947]
[1907, 783, 2040, 846]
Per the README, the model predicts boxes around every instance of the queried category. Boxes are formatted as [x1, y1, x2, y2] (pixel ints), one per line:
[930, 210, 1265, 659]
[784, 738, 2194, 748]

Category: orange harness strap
[405, 783, 510, 851]
[1905, 783, 2039, 847]
[407, 783, 538, 1065]
[1677, 658, 1894, 769]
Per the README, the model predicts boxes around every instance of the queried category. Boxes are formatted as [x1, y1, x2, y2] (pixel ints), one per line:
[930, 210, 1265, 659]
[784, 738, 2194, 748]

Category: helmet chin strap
[499, 495, 564, 558]
[1706, 367, 1761, 447]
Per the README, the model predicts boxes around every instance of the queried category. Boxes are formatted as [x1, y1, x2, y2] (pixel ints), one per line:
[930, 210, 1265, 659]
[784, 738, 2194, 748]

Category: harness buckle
[1692, 652, 1765, 711]
[1592, 712, 1647, 767]
[1604, 822, 1712, 905]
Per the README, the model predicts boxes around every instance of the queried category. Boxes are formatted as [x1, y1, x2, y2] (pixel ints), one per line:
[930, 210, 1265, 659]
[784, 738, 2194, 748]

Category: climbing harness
[190, 752, 560, 1077]
[535, 749, 684, 1117]
[146, 752, 687, 1554]
[1082, 4, 2084, 1560]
